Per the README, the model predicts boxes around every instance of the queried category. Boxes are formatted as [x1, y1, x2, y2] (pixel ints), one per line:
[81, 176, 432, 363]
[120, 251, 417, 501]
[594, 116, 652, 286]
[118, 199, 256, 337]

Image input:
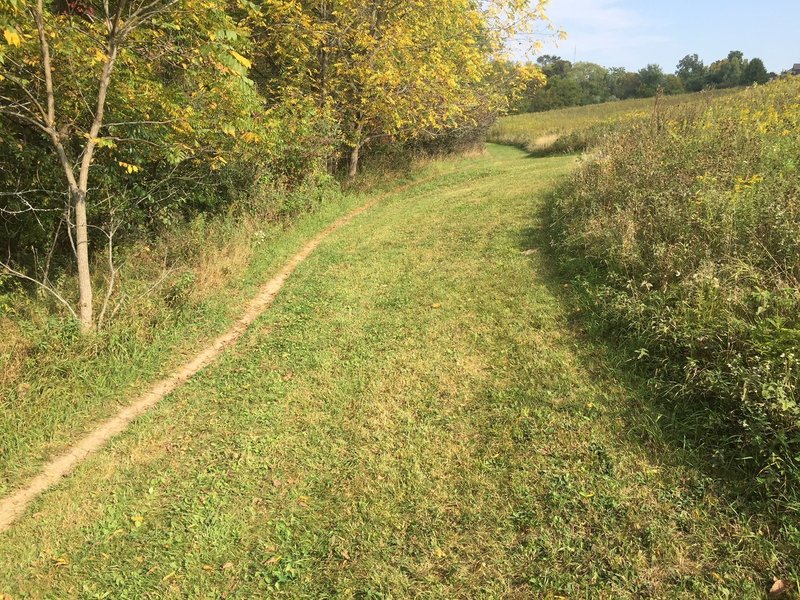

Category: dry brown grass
[0, 318, 29, 389]
[189, 223, 257, 302]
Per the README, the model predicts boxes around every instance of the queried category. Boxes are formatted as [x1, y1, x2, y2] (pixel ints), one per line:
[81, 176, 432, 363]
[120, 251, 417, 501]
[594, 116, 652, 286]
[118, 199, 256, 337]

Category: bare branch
[0, 260, 78, 320]
[33, 0, 79, 189]
[0, 106, 51, 135]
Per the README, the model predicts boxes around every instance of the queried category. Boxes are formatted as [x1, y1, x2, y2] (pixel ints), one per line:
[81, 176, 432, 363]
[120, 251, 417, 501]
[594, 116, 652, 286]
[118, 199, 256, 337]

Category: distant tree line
[515, 50, 771, 113]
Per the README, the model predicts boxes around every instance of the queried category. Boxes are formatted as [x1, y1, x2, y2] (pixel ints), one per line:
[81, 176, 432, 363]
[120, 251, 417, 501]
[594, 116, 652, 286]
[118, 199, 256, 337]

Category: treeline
[517, 50, 771, 113]
[0, 0, 546, 330]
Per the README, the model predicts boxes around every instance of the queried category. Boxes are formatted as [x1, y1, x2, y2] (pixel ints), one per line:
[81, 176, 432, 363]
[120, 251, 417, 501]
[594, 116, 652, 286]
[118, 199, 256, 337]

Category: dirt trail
[0, 196, 381, 533]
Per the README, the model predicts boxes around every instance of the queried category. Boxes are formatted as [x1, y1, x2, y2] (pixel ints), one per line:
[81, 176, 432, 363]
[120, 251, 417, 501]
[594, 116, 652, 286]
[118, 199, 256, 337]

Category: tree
[0, 0, 265, 330]
[253, 0, 551, 176]
[662, 74, 685, 95]
[610, 69, 642, 100]
[676, 53, 706, 92]
[637, 63, 665, 96]
[708, 50, 746, 88]
[742, 57, 769, 85]
[537, 55, 572, 78]
[568, 62, 611, 105]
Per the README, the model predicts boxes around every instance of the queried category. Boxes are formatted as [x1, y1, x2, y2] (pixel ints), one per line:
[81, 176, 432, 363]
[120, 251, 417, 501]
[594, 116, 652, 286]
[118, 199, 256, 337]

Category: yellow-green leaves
[3, 28, 21, 47]
[118, 161, 142, 174]
[253, 0, 551, 165]
[92, 48, 109, 64]
[0, 0, 26, 65]
[230, 50, 252, 70]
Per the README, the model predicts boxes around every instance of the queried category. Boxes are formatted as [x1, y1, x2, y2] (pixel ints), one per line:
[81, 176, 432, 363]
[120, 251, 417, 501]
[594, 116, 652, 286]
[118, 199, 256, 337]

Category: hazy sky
[521, 0, 800, 73]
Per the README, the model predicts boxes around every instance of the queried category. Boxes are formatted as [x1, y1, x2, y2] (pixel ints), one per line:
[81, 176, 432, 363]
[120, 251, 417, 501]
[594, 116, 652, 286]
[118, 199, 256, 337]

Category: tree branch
[0, 259, 78, 320]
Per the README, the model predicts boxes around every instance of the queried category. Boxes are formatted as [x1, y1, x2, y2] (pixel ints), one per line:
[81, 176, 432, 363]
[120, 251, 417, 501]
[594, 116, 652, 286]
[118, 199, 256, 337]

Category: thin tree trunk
[71, 42, 118, 330]
[71, 188, 93, 328]
[348, 119, 365, 178]
[348, 142, 361, 178]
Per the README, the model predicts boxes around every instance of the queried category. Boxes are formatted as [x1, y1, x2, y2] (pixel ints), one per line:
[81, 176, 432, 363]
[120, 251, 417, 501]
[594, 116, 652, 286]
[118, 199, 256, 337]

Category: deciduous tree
[253, 0, 551, 176]
[0, 0, 265, 329]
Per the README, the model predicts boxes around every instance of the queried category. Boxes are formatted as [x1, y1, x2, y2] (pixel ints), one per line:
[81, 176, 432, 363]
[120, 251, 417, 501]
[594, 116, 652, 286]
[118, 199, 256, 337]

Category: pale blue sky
[524, 0, 800, 73]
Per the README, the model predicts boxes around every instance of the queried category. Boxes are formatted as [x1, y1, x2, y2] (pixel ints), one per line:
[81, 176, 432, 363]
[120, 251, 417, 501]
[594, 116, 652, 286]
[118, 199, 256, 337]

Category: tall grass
[488, 90, 736, 155]
[551, 78, 800, 500]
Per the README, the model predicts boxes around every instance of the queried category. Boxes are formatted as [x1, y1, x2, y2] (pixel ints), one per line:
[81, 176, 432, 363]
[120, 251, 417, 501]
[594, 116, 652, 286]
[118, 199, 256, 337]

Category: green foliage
[251, 0, 550, 174]
[677, 54, 707, 92]
[551, 78, 800, 497]
[516, 50, 772, 115]
[1, 0, 549, 321]
[743, 57, 770, 85]
[0, 0, 336, 306]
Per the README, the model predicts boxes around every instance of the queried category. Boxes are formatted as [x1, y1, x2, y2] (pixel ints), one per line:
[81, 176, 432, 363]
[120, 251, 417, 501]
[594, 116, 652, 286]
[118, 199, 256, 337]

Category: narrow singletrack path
[0, 146, 791, 598]
[0, 194, 383, 533]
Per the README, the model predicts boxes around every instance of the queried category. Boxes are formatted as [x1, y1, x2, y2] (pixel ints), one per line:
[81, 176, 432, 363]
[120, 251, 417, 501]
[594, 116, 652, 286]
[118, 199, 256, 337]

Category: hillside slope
[0, 146, 794, 598]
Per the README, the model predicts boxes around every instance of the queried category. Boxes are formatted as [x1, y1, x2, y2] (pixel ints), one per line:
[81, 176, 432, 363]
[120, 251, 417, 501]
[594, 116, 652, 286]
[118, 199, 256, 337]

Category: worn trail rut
[0, 195, 382, 532]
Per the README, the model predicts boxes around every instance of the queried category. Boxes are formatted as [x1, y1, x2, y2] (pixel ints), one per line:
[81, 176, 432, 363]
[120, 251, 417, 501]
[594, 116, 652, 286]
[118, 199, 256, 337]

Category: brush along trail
[0, 146, 792, 598]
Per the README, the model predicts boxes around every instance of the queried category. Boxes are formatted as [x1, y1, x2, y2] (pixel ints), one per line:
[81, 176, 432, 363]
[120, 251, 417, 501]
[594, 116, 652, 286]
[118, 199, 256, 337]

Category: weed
[488, 89, 737, 156]
[551, 77, 800, 504]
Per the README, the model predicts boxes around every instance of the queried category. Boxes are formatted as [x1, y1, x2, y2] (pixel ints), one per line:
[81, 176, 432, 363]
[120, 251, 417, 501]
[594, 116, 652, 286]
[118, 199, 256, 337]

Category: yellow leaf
[93, 49, 109, 63]
[118, 161, 141, 174]
[3, 28, 21, 47]
[770, 579, 788, 597]
[229, 50, 252, 70]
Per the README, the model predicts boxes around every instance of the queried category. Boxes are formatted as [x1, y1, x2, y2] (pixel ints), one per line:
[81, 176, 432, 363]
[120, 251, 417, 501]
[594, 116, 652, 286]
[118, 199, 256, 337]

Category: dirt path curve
[0, 193, 386, 533]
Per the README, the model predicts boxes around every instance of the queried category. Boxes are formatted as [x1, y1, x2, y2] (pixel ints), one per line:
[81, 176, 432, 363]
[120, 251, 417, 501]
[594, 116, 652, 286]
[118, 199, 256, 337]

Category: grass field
[0, 186, 379, 499]
[0, 145, 794, 598]
[487, 90, 736, 154]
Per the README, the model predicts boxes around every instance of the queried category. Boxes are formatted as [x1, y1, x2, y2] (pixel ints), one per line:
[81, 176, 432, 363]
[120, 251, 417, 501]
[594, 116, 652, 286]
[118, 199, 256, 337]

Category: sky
[519, 0, 800, 74]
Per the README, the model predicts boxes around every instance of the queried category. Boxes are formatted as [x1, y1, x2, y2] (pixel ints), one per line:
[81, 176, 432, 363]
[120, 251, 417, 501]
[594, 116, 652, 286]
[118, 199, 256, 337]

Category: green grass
[488, 90, 736, 154]
[550, 77, 800, 501]
[0, 185, 371, 497]
[0, 145, 796, 598]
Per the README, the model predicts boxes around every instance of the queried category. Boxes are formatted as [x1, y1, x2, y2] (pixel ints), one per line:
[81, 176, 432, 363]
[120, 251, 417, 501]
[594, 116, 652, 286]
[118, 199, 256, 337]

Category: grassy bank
[0, 176, 378, 497]
[551, 78, 800, 501]
[0, 146, 795, 598]
[488, 89, 736, 155]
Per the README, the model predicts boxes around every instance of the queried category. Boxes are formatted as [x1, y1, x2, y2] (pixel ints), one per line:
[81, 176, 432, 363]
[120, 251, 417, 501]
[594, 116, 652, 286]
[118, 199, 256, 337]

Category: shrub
[551, 78, 800, 496]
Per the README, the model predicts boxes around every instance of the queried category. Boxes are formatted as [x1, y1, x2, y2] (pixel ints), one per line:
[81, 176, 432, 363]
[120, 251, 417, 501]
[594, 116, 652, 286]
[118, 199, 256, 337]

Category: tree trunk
[348, 143, 361, 178]
[72, 188, 93, 330]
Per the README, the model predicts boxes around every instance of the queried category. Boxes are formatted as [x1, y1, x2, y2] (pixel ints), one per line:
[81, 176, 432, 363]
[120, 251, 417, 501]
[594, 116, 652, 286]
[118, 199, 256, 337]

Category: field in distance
[487, 89, 738, 154]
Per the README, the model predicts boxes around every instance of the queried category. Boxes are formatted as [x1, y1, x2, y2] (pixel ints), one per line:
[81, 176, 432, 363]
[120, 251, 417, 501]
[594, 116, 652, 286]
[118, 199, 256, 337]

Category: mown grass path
[0, 146, 790, 598]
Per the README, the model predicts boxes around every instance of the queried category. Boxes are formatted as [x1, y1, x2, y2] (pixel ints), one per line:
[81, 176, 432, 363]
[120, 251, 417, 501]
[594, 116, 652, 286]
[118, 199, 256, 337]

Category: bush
[552, 78, 800, 496]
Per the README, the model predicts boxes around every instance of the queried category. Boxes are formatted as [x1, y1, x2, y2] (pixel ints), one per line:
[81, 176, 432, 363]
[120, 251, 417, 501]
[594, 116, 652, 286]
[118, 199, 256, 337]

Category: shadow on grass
[489, 139, 583, 160]
[512, 192, 799, 559]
